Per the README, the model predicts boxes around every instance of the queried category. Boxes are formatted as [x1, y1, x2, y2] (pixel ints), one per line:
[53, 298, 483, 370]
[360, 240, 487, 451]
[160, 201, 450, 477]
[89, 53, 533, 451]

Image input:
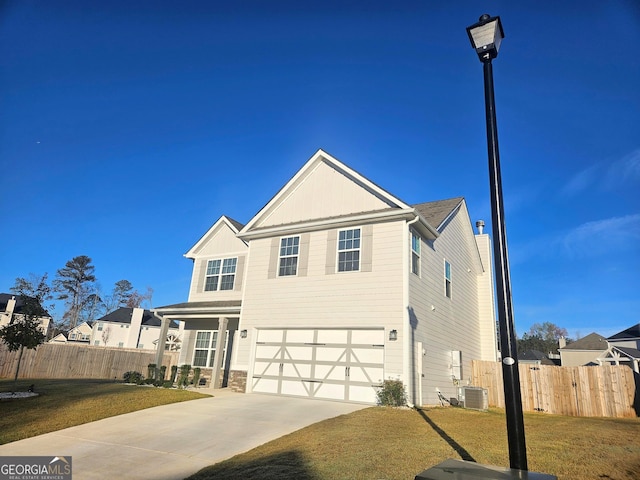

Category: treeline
[9, 255, 152, 335]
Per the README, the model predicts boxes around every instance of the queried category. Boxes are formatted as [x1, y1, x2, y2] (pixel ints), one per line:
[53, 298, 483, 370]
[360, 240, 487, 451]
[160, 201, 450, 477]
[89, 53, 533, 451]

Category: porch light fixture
[389, 329, 398, 341]
[240, 329, 247, 338]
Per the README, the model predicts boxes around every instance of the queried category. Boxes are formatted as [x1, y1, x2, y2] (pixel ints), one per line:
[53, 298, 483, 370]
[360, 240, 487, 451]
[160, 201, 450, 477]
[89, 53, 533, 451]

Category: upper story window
[205, 258, 237, 291]
[279, 236, 300, 276]
[411, 232, 421, 276]
[444, 260, 452, 298]
[338, 228, 361, 272]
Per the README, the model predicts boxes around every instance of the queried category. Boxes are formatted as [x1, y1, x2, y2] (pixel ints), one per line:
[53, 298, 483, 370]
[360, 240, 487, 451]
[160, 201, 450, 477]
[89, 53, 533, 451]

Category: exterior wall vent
[462, 386, 488, 411]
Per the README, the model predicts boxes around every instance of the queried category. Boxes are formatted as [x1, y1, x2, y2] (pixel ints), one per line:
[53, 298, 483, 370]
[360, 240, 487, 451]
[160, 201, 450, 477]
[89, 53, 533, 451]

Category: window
[81, 334, 90, 341]
[193, 330, 227, 367]
[94, 340, 100, 346]
[444, 260, 452, 298]
[204, 258, 237, 291]
[69, 332, 77, 340]
[118, 342, 124, 348]
[338, 228, 361, 272]
[279, 236, 299, 276]
[411, 232, 420, 276]
[97, 323, 103, 331]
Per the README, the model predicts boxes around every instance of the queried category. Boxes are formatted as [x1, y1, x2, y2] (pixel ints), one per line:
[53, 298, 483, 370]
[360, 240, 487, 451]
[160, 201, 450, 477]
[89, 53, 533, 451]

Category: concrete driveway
[0, 389, 367, 480]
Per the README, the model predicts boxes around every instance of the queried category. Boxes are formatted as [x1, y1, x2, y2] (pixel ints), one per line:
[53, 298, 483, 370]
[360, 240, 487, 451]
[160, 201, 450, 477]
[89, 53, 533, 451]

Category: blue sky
[1, 1, 638, 339]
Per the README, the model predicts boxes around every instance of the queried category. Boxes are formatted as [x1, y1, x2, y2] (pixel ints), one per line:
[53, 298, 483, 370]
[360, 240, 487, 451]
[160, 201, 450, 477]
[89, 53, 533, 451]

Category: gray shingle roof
[226, 217, 245, 232]
[519, 350, 556, 365]
[608, 323, 640, 340]
[613, 346, 640, 359]
[0, 293, 51, 317]
[561, 332, 608, 350]
[412, 197, 464, 231]
[97, 307, 179, 328]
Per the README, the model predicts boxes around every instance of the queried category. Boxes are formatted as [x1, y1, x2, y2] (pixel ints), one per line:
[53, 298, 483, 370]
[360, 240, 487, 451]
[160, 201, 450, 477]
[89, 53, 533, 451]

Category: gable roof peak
[239, 149, 412, 235]
[185, 215, 247, 258]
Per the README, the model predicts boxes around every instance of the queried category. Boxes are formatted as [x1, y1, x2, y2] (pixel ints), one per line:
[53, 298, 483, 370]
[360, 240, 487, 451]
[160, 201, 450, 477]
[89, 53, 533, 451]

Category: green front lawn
[0, 378, 210, 444]
[187, 406, 640, 480]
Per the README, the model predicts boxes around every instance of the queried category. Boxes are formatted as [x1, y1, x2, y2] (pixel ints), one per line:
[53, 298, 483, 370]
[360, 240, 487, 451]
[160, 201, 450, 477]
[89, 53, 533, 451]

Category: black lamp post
[466, 14, 528, 471]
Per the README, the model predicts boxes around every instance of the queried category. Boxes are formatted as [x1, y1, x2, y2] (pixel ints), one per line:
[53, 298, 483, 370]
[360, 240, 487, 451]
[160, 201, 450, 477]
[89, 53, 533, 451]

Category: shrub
[376, 379, 407, 407]
[160, 365, 167, 381]
[170, 365, 178, 383]
[123, 371, 144, 384]
[147, 363, 157, 380]
[143, 378, 155, 385]
[177, 364, 191, 389]
[192, 367, 201, 387]
[162, 380, 174, 388]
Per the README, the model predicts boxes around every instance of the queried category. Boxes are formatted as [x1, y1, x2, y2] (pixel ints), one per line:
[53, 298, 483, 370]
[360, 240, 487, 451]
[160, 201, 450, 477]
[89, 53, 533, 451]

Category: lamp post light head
[466, 14, 505, 62]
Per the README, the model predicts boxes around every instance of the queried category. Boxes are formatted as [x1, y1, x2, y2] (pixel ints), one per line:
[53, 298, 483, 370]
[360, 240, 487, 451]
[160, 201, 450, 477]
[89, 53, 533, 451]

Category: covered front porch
[152, 300, 244, 390]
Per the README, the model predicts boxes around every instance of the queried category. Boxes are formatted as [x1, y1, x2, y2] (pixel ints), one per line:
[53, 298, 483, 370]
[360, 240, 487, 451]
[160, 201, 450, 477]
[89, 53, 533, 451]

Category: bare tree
[126, 286, 153, 309]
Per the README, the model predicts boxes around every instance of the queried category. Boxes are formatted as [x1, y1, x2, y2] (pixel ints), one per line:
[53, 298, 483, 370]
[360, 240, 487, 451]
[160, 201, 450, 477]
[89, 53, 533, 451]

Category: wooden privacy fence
[0, 343, 179, 380]
[472, 360, 637, 418]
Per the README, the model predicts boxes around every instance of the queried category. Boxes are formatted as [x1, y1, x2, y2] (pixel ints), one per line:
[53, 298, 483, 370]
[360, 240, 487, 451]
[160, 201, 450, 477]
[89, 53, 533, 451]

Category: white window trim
[192, 330, 228, 368]
[444, 259, 452, 298]
[336, 226, 362, 273]
[204, 257, 238, 292]
[278, 235, 300, 277]
[411, 231, 421, 277]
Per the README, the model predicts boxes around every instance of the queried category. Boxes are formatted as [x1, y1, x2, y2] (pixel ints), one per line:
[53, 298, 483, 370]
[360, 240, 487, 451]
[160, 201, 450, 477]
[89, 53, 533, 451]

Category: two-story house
[154, 149, 498, 406]
[0, 293, 51, 337]
[91, 307, 183, 351]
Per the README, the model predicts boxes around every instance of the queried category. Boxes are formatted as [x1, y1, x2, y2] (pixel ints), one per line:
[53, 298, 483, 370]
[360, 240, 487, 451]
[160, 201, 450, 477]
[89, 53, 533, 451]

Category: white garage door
[251, 328, 384, 404]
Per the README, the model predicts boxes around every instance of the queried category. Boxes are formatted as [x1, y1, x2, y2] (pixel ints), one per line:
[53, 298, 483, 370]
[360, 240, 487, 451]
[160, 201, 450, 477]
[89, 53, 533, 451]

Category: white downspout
[403, 215, 420, 407]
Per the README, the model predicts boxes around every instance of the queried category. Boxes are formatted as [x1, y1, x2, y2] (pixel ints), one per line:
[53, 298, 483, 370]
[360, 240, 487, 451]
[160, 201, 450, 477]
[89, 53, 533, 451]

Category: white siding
[253, 160, 394, 228]
[237, 221, 406, 378]
[187, 223, 248, 302]
[408, 203, 492, 406]
[475, 233, 499, 362]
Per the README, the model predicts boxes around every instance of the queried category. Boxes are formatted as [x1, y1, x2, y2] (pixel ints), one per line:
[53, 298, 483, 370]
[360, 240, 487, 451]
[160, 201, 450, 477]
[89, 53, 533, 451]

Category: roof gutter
[238, 208, 418, 240]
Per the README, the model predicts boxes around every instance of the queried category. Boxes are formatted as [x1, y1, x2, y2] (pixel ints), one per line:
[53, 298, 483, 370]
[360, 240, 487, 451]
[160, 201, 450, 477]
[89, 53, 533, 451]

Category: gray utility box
[415, 459, 557, 479]
[461, 386, 488, 411]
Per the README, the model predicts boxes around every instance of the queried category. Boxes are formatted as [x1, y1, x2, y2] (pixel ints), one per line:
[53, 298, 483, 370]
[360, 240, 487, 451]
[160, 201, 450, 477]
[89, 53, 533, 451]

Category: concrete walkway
[0, 389, 367, 480]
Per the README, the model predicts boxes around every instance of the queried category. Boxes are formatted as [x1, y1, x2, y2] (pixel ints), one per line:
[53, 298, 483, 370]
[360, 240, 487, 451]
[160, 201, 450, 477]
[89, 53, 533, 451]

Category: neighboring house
[608, 323, 640, 350]
[69, 321, 93, 342]
[49, 333, 68, 343]
[596, 324, 640, 373]
[0, 293, 51, 337]
[48, 322, 94, 344]
[91, 307, 183, 350]
[154, 149, 498, 406]
[518, 350, 557, 366]
[558, 332, 609, 367]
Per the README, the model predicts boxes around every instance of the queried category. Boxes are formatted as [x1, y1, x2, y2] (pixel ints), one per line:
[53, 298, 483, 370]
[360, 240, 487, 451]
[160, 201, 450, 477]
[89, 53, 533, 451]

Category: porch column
[154, 314, 171, 369]
[211, 317, 228, 389]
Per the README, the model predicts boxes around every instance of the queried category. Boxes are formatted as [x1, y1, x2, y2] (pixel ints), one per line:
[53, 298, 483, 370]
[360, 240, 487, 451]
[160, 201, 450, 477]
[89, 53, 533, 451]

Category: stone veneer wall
[228, 370, 247, 392]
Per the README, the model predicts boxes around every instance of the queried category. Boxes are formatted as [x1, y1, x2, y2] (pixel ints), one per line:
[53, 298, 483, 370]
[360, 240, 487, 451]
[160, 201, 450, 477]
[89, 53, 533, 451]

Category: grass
[187, 406, 640, 480]
[0, 378, 210, 445]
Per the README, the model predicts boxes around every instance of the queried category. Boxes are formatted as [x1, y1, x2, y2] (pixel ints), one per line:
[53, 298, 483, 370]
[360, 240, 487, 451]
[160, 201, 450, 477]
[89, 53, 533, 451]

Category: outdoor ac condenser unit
[462, 386, 488, 411]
